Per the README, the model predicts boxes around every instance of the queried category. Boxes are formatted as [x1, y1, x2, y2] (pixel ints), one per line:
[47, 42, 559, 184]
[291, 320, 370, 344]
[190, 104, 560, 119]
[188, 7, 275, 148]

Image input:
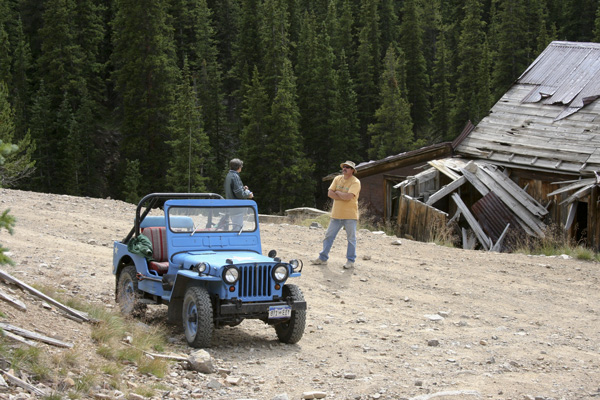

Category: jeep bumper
[220, 300, 307, 315]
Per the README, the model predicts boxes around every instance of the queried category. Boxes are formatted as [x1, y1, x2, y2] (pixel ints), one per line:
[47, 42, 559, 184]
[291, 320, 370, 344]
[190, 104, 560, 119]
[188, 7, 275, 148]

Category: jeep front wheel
[117, 265, 147, 317]
[182, 286, 214, 348]
[274, 284, 306, 344]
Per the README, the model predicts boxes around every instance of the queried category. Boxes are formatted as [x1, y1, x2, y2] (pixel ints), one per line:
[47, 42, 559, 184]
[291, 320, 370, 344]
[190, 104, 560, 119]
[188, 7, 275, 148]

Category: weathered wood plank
[0, 323, 74, 348]
[547, 178, 596, 196]
[0, 289, 26, 311]
[451, 193, 491, 250]
[459, 167, 490, 197]
[478, 163, 548, 217]
[559, 184, 593, 205]
[426, 176, 466, 206]
[0, 269, 90, 323]
[565, 202, 577, 230]
[2, 330, 38, 347]
[428, 160, 462, 180]
[2, 370, 47, 396]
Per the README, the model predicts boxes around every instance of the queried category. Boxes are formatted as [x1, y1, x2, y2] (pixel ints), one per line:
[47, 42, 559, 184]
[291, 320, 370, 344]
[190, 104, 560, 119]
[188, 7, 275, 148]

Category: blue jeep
[112, 193, 306, 347]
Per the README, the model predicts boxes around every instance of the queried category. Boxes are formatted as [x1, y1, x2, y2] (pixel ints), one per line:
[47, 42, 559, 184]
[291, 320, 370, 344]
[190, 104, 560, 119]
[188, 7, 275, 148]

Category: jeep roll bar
[122, 192, 224, 244]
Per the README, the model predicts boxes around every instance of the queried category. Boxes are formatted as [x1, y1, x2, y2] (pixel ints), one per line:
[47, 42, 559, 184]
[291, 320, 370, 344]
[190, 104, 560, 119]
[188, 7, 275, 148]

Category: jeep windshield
[168, 205, 257, 235]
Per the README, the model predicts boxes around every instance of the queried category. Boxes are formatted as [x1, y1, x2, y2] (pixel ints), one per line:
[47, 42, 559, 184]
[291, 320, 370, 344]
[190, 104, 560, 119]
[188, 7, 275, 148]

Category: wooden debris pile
[394, 159, 549, 251]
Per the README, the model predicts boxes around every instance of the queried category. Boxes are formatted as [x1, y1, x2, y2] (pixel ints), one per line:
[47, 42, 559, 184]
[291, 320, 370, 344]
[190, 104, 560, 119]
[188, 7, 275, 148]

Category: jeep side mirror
[268, 250, 277, 258]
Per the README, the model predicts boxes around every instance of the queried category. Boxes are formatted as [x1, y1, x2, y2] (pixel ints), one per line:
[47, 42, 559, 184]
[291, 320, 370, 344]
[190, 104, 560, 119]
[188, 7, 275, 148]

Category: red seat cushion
[148, 260, 169, 275]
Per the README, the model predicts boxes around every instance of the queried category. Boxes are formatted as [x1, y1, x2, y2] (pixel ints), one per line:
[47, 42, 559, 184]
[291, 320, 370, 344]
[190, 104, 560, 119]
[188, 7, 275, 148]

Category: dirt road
[1, 188, 599, 399]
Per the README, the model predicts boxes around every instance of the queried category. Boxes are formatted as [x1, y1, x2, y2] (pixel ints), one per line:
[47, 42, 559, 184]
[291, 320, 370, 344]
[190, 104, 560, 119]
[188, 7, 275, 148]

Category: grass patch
[0, 285, 172, 399]
[512, 224, 600, 260]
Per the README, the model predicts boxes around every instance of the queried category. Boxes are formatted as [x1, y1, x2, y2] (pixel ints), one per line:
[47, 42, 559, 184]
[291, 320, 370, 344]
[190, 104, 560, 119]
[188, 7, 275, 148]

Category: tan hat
[340, 161, 356, 169]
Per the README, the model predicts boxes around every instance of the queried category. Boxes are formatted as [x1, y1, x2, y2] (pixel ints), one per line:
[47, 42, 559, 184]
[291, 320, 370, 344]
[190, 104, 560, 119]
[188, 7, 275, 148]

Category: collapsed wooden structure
[393, 41, 600, 251]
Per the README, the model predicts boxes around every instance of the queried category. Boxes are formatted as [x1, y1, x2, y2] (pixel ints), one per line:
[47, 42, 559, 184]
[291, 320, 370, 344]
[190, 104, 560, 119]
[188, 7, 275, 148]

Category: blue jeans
[319, 218, 357, 262]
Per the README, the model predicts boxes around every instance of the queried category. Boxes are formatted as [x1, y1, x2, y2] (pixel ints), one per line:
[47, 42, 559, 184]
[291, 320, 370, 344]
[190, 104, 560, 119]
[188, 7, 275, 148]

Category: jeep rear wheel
[274, 284, 306, 344]
[117, 265, 147, 317]
[183, 286, 214, 348]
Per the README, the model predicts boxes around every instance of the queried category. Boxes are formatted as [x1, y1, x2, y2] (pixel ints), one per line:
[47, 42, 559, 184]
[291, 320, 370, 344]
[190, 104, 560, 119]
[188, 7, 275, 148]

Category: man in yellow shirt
[311, 160, 361, 269]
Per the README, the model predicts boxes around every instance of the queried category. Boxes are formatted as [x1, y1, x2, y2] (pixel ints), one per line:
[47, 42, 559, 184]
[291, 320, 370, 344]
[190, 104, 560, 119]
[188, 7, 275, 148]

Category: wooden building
[323, 41, 600, 250]
[322, 142, 454, 221]
[397, 41, 600, 250]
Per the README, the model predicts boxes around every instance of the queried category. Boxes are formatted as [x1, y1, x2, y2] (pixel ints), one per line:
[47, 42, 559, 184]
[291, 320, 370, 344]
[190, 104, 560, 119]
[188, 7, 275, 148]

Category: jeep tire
[117, 265, 147, 317]
[274, 284, 306, 344]
[183, 286, 214, 348]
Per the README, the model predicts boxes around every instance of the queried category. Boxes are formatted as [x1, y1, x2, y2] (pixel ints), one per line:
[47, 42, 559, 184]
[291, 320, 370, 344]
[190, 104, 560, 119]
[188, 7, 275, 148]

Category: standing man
[223, 158, 253, 231]
[311, 160, 361, 269]
[224, 158, 253, 200]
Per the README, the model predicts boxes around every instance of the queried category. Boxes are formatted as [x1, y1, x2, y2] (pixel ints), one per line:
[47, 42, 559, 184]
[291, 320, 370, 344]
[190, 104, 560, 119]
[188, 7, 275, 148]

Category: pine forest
[1, 0, 600, 213]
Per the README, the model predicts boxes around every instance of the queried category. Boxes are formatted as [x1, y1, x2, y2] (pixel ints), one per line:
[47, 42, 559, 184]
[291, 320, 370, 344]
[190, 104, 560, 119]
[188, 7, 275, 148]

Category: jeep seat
[141, 227, 169, 275]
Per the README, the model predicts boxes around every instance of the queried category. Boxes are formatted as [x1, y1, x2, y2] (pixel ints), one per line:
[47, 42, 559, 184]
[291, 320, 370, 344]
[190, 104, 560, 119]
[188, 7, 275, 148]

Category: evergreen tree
[399, 0, 431, 137]
[328, 50, 361, 170]
[37, 0, 84, 106]
[259, 0, 291, 99]
[75, 0, 106, 107]
[296, 13, 337, 185]
[229, 0, 262, 128]
[367, 45, 413, 160]
[11, 18, 33, 140]
[0, 135, 17, 266]
[0, 81, 35, 188]
[379, 0, 399, 55]
[54, 91, 81, 194]
[166, 60, 210, 193]
[0, 25, 11, 85]
[431, 27, 453, 141]
[595, 3, 600, 42]
[490, 0, 531, 100]
[239, 67, 272, 202]
[189, 0, 227, 192]
[28, 80, 52, 190]
[112, 0, 179, 195]
[355, 0, 381, 153]
[449, 0, 487, 137]
[263, 58, 314, 213]
[122, 158, 142, 204]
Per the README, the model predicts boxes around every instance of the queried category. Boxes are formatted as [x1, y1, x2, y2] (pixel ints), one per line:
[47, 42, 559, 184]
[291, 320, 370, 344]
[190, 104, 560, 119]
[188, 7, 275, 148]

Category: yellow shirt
[329, 174, 361, 220]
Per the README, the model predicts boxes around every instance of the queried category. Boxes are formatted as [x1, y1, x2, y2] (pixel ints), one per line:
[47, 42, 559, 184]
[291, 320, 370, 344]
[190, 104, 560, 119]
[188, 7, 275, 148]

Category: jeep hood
[172, 250, 277, 269]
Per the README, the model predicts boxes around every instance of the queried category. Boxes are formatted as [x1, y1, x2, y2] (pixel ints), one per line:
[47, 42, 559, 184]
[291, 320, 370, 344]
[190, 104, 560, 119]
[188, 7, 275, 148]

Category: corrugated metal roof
[471, 191, 525, 244]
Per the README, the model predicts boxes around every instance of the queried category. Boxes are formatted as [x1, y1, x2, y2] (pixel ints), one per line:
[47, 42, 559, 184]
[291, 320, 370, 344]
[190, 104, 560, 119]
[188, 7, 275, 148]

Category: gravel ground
[1, 188, 599, 400]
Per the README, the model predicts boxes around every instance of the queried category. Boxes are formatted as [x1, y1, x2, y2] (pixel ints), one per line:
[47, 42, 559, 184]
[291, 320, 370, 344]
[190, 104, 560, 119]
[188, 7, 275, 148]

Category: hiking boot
[311, 258, 327, 265]
[343, 261, 355, 269]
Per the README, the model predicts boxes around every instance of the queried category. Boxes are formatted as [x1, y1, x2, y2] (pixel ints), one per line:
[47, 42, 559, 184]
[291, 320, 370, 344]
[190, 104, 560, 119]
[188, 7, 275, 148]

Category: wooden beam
[565, 202, 577, 230]
[547, 178, 596, 196]
[426, 176, 467, 206]
[451, 193, 492, 250]
[559, 184, 593, 205]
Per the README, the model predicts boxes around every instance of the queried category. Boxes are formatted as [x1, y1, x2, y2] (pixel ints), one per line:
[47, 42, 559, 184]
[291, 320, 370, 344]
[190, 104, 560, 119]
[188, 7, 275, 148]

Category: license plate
[268, 305, 291, 319]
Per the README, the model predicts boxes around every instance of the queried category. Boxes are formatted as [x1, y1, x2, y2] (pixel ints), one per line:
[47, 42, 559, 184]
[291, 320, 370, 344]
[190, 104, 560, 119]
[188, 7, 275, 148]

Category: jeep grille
[238, 264, 272, 299]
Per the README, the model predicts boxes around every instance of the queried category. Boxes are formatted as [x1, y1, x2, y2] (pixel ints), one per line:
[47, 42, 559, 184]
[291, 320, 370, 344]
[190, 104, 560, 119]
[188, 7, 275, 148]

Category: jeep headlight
[289, 259, 302, 272]
[222, 266, 240, 284]
[194, 262, 207, 273]
[272, 264, 289, 283]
